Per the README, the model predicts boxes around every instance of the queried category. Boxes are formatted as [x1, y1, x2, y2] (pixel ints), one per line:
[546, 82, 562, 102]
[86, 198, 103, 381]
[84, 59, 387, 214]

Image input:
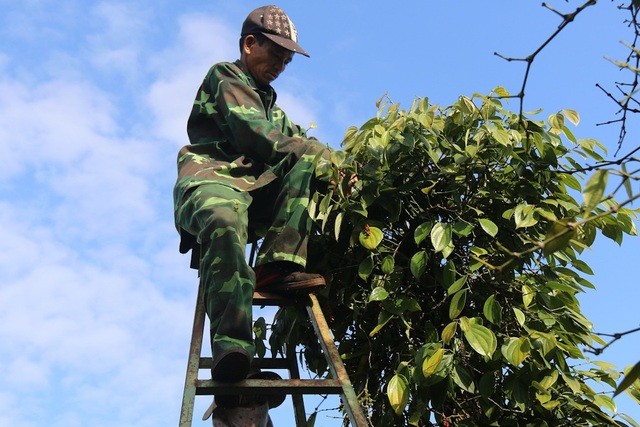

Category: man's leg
[256, 147, 322, 267]
[252, 145, 329, 294]
[176, 183, 255, 379]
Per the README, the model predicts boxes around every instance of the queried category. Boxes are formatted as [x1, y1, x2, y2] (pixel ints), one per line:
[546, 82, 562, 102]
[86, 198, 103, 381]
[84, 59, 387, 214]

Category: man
[173, 4, 330, 406]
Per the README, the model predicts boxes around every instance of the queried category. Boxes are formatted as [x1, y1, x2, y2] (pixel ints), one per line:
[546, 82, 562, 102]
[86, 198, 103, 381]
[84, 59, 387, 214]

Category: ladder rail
[179, 277, 206, 427]
[307, 294, 369, 427]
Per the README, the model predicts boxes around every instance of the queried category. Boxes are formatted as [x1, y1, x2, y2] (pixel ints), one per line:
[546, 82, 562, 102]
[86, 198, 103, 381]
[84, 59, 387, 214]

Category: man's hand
[330, 170, 358, 197]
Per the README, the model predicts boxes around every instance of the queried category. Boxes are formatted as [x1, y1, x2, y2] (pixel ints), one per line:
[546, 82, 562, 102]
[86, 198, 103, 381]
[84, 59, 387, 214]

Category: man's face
[242, 35, 294, 88]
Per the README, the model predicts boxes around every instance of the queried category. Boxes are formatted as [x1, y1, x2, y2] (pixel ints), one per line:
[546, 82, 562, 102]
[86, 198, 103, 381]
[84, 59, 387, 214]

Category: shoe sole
[258, 277, 326, 294]
[240, 371, 287, 409]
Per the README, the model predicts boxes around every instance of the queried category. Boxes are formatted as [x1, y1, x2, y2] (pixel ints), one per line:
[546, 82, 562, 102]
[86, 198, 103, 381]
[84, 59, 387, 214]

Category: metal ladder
[178, 279, 368, 426]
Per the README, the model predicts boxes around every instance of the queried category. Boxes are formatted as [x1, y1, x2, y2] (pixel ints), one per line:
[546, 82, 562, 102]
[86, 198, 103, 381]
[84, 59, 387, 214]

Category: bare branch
[586, 326, 640, 355]
[494, 0, 597, 119]
[596, 3, 640, 153]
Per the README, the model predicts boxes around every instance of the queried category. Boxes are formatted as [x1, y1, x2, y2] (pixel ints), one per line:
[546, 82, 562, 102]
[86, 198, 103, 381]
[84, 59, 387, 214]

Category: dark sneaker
[211, 348, 251, 409]
[241, 370, 286, 409]
[213, 370, 286, 410]
[255, 262, 326, 293]
[211, 348, 251, 382]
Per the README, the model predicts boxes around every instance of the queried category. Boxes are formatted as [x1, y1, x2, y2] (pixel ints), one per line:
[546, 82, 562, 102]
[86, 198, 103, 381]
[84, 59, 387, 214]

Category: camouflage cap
[241, 5, 310, 57]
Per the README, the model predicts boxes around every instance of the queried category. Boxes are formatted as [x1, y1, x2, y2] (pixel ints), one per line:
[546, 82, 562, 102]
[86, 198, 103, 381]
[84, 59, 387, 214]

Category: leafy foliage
[271, 90, 639, 426]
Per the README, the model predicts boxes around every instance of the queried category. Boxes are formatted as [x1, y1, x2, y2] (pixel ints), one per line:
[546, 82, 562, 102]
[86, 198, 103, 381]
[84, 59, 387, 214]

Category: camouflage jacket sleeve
[187, 61, 329, 166]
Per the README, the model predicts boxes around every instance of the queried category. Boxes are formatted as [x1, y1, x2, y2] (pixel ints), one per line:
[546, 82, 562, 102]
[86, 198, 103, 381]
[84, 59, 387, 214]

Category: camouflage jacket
[174, 60, 330, 253]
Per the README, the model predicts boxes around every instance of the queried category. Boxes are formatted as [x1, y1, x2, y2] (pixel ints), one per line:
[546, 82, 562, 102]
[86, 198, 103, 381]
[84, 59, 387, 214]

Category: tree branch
[494, 0, 597, 119]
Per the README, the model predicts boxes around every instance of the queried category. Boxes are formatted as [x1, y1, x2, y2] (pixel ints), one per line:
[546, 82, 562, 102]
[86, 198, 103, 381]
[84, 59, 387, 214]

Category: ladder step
[198, 356, 292, 370]
[195, 378, 344, 395]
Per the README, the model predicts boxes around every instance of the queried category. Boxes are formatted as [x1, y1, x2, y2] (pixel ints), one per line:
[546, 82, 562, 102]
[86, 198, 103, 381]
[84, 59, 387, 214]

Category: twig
[586, 326, 640, 355]
[494, 0, 597, 119]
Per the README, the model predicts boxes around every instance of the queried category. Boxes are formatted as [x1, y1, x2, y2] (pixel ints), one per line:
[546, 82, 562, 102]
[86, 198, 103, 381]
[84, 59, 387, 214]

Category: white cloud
[0, 203, 192, 426]
[147, 14, 238, 145]
[0, 6, 199, 425]
[0, 73, 167, 244]
[88, 1, 151, 75]
[0, 76, 118, 179]
[275, 90, 321, 133]
[0, 52, 8, 70]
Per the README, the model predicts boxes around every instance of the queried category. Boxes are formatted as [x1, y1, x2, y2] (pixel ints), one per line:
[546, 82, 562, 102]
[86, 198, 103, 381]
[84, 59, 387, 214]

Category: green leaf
[491, 127, 511, 145]
[254, 336, 266, 358]
[334, 212, 343, 241]
[452, 221, 474, 237]
[387, 373, 409, 415]
[420, 181, 437, 195]
[562, 373, 582, 394]
[431, 222, 452, 253]
[522, 284, 535, 308]
[501, 337, 530, 366]
[622, 163, 633, 199]
[513, 307, 526, 326]
[253, 316, 267, 339]
[594, 394, 617, 414]
[463, 323, 497, 357]
[459, 316, 471, 332]
[541, 399, 560, 410]
[562, 125, 577, 143]
[447, 276, 467, 295]
[493, 86, 510, 97]
[572, 259, 594, 275]
[359, 226, 384, 250]
[562, 109, 580, 126]
[452, 364, 476, 393]
[369, 286, 389, 302]
[543, 219, 576, 255]
[358, 257, 374, 280]
[539, 371, 559, 389]
[615, 362, 640, 397]
[369, 310, 393, 337]
[441, 321, 457, 344]
[422, 348, 445, 377]
[381, 256, 395, 274]
[561, 174, 582, 191]
[449, 289, 467, 319]
[478, 218, 498, 237]
[583, 170, 608, 212]
[414, 221, 433, 245]
[410, 250, 428, 279]
[479, 372, 495, 398]
[483, 295, 502, 325]
[514, 204, 538, 229]
[548, 112, 564, 130]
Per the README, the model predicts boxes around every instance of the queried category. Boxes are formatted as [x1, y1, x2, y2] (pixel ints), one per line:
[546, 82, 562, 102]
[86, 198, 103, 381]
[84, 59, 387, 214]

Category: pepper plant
[269, 89, 639, 426]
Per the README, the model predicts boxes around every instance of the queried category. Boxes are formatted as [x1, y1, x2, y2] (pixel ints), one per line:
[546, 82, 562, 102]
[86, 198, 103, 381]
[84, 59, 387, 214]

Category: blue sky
[0, 1, 638, 426]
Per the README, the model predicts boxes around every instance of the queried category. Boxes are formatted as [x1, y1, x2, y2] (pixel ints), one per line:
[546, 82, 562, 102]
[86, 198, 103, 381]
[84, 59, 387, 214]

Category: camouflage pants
[175, 151, 320, 358]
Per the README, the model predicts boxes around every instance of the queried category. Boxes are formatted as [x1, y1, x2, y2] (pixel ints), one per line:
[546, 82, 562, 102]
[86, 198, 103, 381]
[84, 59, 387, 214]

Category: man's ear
[242, 34, 257, 55]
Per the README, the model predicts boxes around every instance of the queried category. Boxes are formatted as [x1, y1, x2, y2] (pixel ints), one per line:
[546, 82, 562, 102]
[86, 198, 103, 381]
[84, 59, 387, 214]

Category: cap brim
[262, 32, 310, 57]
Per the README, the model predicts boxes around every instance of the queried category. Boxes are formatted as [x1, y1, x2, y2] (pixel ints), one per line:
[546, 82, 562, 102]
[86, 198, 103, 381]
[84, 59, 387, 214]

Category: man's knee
[183, 185, 250, 236]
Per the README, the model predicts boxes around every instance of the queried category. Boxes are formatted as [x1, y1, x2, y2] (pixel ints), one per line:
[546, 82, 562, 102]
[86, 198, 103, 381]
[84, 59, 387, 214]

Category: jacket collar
[233, 59, 278, 108]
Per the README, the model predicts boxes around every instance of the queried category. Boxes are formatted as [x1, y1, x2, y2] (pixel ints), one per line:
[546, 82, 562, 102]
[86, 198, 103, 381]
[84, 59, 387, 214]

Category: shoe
[213, 370, 286, 410]
[255, 262, 326, 294]
[241, 370, 286, 409]
[211, 348, 251, 409]
[211, 348, 251, 382]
